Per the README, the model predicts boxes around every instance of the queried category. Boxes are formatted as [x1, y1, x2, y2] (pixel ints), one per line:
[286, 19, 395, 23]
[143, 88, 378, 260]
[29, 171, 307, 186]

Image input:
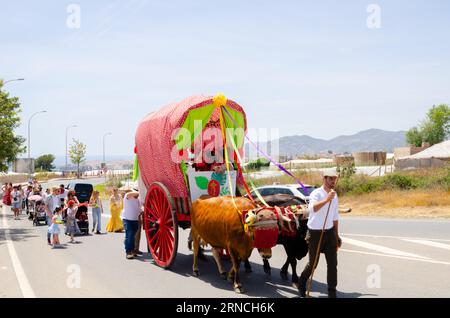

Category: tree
[406, 104, 450, 147]
[422, 104, 450, 145]
[68, 139, 86, 177]
[0, 81, 26, 172]
[406, 127, 423, 147]
[35, 154, 55, 171]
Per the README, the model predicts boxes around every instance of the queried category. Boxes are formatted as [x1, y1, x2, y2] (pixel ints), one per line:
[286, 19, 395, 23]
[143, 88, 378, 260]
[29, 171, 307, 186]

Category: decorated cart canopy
[135, 95, 247, 199]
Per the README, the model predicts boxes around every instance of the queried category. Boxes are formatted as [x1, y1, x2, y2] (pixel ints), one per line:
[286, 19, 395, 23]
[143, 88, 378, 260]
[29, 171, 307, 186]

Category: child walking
[65, 200, 80, 243]
[48, 207, 63, 248]
[11, 186, 21, 220]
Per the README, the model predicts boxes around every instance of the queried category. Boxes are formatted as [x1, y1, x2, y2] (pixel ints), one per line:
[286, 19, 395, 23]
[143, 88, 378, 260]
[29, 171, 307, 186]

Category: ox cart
[135, 95, 248, 269]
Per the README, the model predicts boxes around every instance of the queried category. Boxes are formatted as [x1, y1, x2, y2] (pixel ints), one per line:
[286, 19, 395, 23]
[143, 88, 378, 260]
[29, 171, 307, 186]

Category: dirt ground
[340, 190, 450, 219]
[340, 204, 450, 219]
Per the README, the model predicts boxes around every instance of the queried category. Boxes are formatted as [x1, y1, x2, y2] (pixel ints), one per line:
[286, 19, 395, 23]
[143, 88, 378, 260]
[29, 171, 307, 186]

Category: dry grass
[248, 170, 323, 187]
[0, 174, 28, 185]
[340, 189, 450, 219]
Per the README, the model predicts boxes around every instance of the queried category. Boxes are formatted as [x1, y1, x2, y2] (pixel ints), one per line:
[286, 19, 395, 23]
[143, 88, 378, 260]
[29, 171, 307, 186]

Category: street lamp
[103, 132, 112, 180]
[28, 110, 47, 176]
[66, 125, 77, 173]
[2, 78, 25, 86]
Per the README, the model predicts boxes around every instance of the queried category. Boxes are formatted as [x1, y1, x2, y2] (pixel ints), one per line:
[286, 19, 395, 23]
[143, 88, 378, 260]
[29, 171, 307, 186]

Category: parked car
[249, 184, 316, 203]
[66, 183, 93, 204]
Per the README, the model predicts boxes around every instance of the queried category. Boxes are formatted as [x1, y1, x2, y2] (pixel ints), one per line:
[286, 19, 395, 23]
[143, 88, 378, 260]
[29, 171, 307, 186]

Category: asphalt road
[1, 190, 450, 298]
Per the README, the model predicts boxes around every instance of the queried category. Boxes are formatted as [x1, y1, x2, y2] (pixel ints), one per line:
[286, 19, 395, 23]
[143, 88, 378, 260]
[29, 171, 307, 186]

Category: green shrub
[248, 167, 450, 196]
[337, 161, 356, 178]
[337, 175, 383, 195]
[438, 168, 450, 191]
[246, 158, 271, 170]
[382, 174, 418, 190]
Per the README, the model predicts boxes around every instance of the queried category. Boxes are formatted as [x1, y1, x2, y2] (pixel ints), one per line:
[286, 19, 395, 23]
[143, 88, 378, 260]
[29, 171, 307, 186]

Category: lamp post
[1, 78, 24, 95]
[28, 110, 47, 177]
[3, 78, 25, 86]
[66, 125, 77, 174]
[103, 132, 112, 181]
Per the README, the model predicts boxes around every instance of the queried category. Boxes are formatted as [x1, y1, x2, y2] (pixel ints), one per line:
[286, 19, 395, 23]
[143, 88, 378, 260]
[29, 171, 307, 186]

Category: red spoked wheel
[143, 182, 178, 269]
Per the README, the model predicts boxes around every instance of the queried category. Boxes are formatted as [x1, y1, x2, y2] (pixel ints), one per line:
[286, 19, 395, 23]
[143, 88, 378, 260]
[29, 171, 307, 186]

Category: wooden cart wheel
[144, 182, 179, 269]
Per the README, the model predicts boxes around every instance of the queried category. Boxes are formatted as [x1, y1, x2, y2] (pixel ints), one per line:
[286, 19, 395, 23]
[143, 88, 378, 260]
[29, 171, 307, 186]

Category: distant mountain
[247, 129, 407, 157]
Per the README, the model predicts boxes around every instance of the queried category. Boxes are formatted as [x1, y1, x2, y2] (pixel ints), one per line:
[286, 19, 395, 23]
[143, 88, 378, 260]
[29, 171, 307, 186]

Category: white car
[250, 184, 316, 203]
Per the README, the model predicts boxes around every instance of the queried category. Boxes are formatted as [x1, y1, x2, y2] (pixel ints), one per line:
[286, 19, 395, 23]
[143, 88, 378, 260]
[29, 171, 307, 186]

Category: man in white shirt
[121, 190, 143, 259]
[298, 170, 342, 298]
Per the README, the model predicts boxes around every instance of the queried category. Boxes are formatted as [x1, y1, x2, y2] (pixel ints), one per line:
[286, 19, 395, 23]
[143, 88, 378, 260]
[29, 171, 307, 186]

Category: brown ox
[190, 196, 277, 293]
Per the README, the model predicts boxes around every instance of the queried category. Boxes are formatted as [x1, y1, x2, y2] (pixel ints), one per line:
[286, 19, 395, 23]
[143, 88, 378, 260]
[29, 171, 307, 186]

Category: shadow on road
[135, 249, 377, 298]
[307, 280, 378, 298]
[135, 250, 303, 298]
[0, 227, 39, 245]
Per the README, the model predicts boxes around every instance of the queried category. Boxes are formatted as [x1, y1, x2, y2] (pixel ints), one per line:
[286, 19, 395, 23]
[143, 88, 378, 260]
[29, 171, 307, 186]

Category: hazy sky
[1, 0, 449, 157]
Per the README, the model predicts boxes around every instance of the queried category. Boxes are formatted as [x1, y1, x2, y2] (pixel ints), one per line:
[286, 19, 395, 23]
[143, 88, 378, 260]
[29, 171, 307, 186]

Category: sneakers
[133, 250, 143, 256]
[126, 253, 134, 260]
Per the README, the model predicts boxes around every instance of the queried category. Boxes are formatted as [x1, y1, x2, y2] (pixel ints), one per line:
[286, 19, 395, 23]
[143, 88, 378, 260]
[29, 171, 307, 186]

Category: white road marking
[1, 206, 36, 298]
[340, 249, 450, 266]
[401, 239, 450, 251]
[342, 233, 450, 243]
[341, 236, 430, 259]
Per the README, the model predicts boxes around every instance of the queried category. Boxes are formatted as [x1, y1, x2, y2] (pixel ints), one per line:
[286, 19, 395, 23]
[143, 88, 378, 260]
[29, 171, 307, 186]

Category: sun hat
[323, 169, 338, 178]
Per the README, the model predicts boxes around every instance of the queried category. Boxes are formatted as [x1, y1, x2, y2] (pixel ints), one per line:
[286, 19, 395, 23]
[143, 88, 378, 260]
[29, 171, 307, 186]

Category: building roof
[404, 140, 450, 160]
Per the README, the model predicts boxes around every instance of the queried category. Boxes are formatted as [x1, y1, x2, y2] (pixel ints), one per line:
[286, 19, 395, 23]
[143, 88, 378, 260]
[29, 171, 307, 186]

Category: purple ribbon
[222, 107, 310, 195]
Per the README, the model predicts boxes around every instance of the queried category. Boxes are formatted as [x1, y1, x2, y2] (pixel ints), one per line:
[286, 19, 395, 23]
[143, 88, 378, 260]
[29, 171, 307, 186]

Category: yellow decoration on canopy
[213, 93, 227, 108]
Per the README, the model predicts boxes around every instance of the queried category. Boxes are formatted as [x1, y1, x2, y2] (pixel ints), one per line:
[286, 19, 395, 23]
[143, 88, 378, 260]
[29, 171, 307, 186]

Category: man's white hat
[323, 169, 338, 178]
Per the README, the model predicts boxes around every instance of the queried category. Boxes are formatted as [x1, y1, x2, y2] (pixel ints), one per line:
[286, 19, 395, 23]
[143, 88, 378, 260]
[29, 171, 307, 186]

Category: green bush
[248, 167, 450, 196]
[246, 158, 270, 170]
[438, 169, 450, 191]
[337, 161, 356, 178]
[382, 174, 418, 190]
[337, 175, 383, 195]
[336, 168, 450, 195]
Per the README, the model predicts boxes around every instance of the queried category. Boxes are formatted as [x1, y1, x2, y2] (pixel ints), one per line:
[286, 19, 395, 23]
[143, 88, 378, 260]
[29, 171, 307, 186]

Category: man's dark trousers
[300, 227, 338, 296]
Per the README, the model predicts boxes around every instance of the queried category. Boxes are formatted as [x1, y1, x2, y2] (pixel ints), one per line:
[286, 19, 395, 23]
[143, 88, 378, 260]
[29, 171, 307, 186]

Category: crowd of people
[1, 179, 45, 219]
[1, 179, 144, 257]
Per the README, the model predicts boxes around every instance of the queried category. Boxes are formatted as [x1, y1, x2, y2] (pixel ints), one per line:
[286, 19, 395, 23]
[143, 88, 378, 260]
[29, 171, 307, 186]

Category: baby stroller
[32, 200, 47, 226]
[76, 203, 89, 235]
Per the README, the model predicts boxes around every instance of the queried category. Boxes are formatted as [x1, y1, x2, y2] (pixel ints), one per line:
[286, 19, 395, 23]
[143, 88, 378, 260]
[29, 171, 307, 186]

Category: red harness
[242, 205, 308, 248]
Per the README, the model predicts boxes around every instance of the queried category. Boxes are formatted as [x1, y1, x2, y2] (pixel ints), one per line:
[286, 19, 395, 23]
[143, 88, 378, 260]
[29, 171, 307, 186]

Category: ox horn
[274, 207, 293, 232]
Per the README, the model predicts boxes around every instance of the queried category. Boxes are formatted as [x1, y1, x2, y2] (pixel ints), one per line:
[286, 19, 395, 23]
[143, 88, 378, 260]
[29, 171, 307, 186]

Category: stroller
[32, 200, 47, 226]
[75, 202, 89, 235]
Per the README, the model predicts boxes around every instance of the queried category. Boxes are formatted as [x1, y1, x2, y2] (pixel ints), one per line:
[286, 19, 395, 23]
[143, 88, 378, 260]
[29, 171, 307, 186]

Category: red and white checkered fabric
[135, 95, 247, 199]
